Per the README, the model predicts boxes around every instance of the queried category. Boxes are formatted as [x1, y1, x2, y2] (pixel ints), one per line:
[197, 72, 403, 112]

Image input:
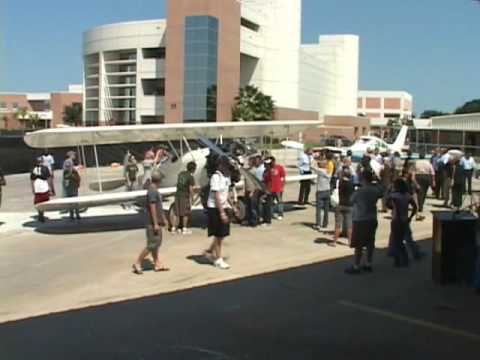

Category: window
[0, 102, 6, 110]
[141, 116, 165, 124]
[384, 113, 401, 119]
[241, 17, 260, 32]
[183, 16, 219, 122]
[142, 79, 165, 96]
[142, 47, 166, 59]
[12, 102, 19, 110]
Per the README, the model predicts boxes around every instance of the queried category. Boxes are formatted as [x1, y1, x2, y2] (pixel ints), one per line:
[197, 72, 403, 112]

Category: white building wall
[241, 0, 301, 109]
[299, 35, 359, 116]
[83, 20, 166, 125]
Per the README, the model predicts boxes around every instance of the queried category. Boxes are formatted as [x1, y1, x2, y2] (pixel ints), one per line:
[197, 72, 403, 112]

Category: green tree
[2, 115, 9, 130]
[29, 113, 41, 129]
[63, 103, 83, 126]
[232, 85, 275, 122]
[454, 99, 480, 115]
[14, 107, 30, 129]
[420, 110, 449, 119]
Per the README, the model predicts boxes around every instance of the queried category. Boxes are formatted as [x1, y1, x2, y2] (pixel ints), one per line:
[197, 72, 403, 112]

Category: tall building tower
[241, 0, 302, 109]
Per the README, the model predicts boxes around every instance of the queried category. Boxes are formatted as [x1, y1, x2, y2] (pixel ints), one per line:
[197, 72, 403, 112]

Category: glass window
[183, 15, 218, 122]
[142, 47, 165, 59]
[241, 17, 260, 32]
[12, 102, 19, 110]
[142, 79, 165, 96]
[0, 102, 6, 109]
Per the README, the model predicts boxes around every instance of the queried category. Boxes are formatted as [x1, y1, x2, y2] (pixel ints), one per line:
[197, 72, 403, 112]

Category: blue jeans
[272, 192, 284, 217]
[391, 220, 409, 266]
[316, 191, 330, 228]
[246, 193, 259, 227]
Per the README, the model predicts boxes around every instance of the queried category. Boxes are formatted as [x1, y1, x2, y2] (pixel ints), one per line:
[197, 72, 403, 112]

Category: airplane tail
[391, 126, 409, 152]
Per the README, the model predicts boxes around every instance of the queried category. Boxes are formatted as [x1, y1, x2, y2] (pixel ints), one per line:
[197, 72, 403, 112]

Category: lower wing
[36, 187, 177, 212]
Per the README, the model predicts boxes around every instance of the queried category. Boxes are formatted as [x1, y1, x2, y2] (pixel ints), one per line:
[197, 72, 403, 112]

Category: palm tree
[2, 115, 9, 130]
[14, 107, 30, 130]
[28, 113, 43, 129]
[63, 103, 83, 126]
[232, 85, 275, 122]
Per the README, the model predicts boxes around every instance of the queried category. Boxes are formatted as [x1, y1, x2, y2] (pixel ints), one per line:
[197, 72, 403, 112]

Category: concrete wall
[299, 35, 359, 117]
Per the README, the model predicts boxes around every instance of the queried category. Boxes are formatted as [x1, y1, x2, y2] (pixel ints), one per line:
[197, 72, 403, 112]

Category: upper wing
[24, 121, 326, 149]
[36, 187, 177, 212]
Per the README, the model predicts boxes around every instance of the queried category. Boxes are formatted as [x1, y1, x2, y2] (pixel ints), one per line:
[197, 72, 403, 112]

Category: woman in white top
[30, 157, 51, 223]
[205, 156, 233, 270]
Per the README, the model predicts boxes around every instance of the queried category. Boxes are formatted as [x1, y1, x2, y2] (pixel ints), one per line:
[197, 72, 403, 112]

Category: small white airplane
[24, 120, 334, 217]
[348, 126, 409, 158]
[318, 126, 409, 159]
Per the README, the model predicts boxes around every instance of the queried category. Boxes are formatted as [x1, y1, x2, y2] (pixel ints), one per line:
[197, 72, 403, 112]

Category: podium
[432, 211, 478, 284]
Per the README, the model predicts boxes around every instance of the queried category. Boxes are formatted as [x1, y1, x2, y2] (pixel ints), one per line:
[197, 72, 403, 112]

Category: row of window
[0, 102, 21, 111]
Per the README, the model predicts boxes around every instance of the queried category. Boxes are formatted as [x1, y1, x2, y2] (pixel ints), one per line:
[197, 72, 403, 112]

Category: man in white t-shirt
[42, 150, 55, 173]
[42, 150, 56, 196]
[205, 156, 232, 270]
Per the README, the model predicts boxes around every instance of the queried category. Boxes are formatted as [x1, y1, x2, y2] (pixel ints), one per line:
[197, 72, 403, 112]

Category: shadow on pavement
[24, 213, 144, 235]
[187, 254, 213, 266]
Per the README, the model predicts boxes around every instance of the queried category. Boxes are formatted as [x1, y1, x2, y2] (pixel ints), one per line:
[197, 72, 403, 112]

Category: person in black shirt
[387, 178, 418, 267]
[333, 167, 354, 246]
[451, 158, 466, 209]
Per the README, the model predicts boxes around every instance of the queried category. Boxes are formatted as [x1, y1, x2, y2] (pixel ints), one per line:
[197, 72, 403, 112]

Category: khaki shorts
[146, 226, 163, 251]
[335, 206, 352, 229]
[175, 196, 192, 217]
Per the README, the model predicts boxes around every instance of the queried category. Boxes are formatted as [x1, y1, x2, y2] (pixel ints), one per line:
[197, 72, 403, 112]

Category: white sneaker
[277, 216, 283, 220]
[170, 227, 177, 233]
[214, 258, 230, 270]
[182, 228, 192, 235]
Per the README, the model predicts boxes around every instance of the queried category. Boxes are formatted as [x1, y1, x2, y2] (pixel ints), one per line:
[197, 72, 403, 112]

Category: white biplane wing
[36, 175, 316, 212]
[24, 120, 326, 148]
[36, 187, 177, 212]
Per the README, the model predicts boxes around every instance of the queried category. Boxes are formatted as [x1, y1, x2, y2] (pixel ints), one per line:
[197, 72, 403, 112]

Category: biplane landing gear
[232, 197, 247, 224]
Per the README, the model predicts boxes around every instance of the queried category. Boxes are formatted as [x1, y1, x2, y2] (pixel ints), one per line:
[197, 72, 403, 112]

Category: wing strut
[93, 143, 103, 192]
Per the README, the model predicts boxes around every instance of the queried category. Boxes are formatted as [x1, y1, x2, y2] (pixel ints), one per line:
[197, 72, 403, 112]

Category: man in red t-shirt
[263, 156, 286, 224]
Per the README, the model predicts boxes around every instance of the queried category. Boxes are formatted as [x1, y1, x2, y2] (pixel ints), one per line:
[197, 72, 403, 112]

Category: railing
[410, 143, 480, 157]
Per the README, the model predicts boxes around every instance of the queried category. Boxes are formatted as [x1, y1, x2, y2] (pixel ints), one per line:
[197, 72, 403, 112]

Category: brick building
[0, 85, 83, 130]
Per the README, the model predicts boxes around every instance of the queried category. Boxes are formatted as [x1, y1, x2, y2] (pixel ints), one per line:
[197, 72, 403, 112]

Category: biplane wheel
[232, 198, 247, 224]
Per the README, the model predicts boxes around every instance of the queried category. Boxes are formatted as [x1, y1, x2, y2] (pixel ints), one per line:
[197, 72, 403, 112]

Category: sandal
[132, 264, 143, 275]
[154, 266, 170, 272]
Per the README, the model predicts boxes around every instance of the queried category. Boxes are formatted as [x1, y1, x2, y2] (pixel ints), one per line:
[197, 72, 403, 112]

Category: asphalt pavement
[1, 242, 479, 360]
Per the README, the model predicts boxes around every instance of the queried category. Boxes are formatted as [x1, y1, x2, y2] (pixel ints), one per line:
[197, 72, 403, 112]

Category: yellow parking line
[338, 300, 480, 342]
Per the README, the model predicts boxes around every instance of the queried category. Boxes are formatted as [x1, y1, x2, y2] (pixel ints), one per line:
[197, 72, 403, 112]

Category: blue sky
[1, 0, 479, 114]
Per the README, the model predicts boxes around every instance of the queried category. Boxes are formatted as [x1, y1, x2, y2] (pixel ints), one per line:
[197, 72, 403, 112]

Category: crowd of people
[1, 143, 479, 289]
[295, 146, 451, 273]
